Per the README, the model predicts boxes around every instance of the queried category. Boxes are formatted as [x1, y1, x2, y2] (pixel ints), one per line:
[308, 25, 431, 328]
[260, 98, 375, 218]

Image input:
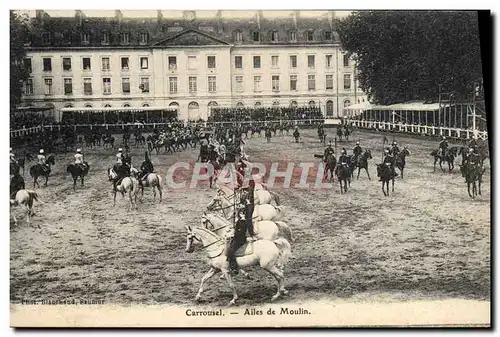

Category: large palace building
[21, 10, 367, 121]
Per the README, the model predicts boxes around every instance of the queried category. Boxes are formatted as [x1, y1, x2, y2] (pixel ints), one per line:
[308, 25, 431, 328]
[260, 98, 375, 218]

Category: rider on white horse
[113, 148, 129, 191]
[138, 151, 154, 187]
[38, 149, 49, 172]
[226, 204, 253, 276]
[74, 148, 87, 171]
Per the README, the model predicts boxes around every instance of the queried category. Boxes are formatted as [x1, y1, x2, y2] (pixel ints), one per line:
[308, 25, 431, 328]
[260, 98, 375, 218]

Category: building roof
[26, 10, 343, 48]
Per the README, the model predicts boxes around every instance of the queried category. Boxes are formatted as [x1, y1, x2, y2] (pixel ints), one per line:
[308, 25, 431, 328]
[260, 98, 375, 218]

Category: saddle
[233, 241, 254, 257]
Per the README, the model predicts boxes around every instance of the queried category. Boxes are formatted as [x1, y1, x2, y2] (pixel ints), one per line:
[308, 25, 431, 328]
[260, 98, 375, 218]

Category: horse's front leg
[392, 178, 395, 192]
[73, 178, 77, 191]
[357, 167, 361, 180]
[433, 158, 437, 172]
[113, 191, 117, 206]
[478, 177, 482, 195]
[338, 180, 343, 194]
[366, 167, 371, 180]
[157, 186, 163, 203]
[439, 160, 445, 173]
[223, 271, 239, 306]
[81, 176, 84, 186]
[195, 267, 219, 301]
[382, 181, 387, 196]
[44, 175, 49, 187]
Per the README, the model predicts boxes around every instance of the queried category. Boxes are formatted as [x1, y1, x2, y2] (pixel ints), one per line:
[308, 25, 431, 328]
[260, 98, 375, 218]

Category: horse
[66, 163, 90, 190]
[202, 212, 294, 244]
[395, 147, 411, 179]
[10, 189, 43, 226]
[376, 164, 395, 196]
[323, 153, 337, 182]
[130, 167, 163, 202]
[185, 226, 291, 305]
[431, 147, 458, 173]
[356, 149, 373, 180]
[29, 154, 55, 188]
[206, 191, 284, 222]
[337, 127, 343, 142]
[335, 163, 351, 193]
[343, 125, 350, 142]
[103, 136, 115, 149]
[107, 168, 139, 209]
[460, 162, 485, 199]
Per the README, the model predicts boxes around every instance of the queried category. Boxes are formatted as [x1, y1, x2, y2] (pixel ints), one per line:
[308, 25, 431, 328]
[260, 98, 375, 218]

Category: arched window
[123, 103, 131, 107]
[309, 100, 316, 107]
[103, 104, 112, 108]
[326, 100, 334, 117]
[208, 101, 218, 107]
[64, 104, 74, 108]
[142, 103, 150, 107]
[169, 102, 179, 107]
[84, 104, 93, 108]
[236, 102, 245, 108]
[290, 101, 298, 108]
[188, 101, 200, 120]
[234, 30, 243, 43]
[343, 100, 351, 108]
[254, 102, 262, 108]
[188, 102, 199, 108]
[272, 101, 280, 107]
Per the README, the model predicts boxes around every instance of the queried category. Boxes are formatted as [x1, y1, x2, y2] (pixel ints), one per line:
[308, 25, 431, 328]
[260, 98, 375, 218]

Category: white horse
[185, 225, 291, 305]
[130, 167, 163, 202]
[107, 168, 139, 209]
[216, 184, 280, 206]
[207, 192, 284, 222]
[10, 189, 43, 226]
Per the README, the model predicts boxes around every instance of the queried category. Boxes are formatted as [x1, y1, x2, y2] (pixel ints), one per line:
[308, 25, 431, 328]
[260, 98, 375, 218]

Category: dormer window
[121, 32, 129, 45]
[289, 30, 297, 42]
[270, 30, 278, 42]
[234, 30, 243, 44]
[140, 32, 149, 44]
[252, 31, 260, 42]
[81, 32, 90, 44]
[306, 30, 314, 42]
[324, 31, 333, 40]
[42, 32, 51, 45]
[101, 32, 110, 45]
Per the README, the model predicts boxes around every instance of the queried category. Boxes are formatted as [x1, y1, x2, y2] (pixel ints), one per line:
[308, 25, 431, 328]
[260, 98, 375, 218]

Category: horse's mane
[195, 226, 221, 239]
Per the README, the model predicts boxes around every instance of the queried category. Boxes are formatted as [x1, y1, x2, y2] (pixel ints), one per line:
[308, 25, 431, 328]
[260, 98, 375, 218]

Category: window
[290, 31, 297, 42]
[208, 101, 218, 108]
[123, 103, 131, 107]
[253, 76, 261, 92]
[42, 32, 51, 45]
[121, 57, 129, 70]
[326, 100, 334, 117]
[102, 57, 110, 71]
[43, 58, 52, 72]
[235, 56, 243, 69]
[272, 75, 280, 92]
[234, 31, 243, 43]
[308, 75, 316, 91]
[187, 56, 197, 69]
[252, 31, 260, 42]
[59, 58, 70, 71]
[143, 103, 150, 107]
[326, 55, 333, 68]
[236, 102, 244, 108]
[168, 56, 177, 70]
[324, 31, 332, 40]
[24, 79, 33, 95]
[308, 55, 315, 68]
[235, 75, 243, 92]
[326, 75, 334, 90]
[83, 78, 92, 95]
[344, 100, 351, 108]
[273, 101, 280, 107]
[189, 76, 197, 93]
[101, 33, 110, 45]
[290, 55, 297, 68]
[140, 32, 149, 44]
[253, 56, 261, 69]
[343, 54, 349, 67]
[122, 78, 130, 93]
[271, 55, 279, 68]
[82, 57, 91, 71]
[140, 77, 150, 93]
[344, 74, 351, 89]
[271, 31, 278, 42]
[84, 104, 93, 108]
[207, 56, 216, 69]
[254, 102, 262, 108]
[138, 57, 148, 70]
[306, 30, 314, 41]
[208, 76, 217, 93]
[309, 100, 316, 107]
[103, 78, 111, 94]
[64, 78, 73, 95]
[43, 79, 53, 95]
[290, 101, 298, 108]
[169, 77, 178, 93]
[23, 59, 32, 73]
[290, 75, 297, 91]
[104, 104, 112, 108]
[82, 32, 90, 44]
[121, 32, 129, 45]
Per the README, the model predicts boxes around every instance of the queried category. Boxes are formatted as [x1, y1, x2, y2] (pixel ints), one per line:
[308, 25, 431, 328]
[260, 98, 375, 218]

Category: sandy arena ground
[10, 128, 490, 308]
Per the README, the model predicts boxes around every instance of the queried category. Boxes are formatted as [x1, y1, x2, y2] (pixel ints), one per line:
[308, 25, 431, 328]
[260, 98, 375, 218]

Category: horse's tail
[275, 221, 294, 243]
[273, 238, 292, 267]
[66, 164, 73, 174]
[26, 190, 43, 204]
[269, 191, 280, 206]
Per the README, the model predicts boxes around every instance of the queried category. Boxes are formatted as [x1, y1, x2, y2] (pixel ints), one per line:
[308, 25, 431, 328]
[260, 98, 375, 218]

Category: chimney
[216, 10, 223, 33]
[292, 10, 299, 29]
[115, 10, 123, 24]
[256, 10, 263, 29]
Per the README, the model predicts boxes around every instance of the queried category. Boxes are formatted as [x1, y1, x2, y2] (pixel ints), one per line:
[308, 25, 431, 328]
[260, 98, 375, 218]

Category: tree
[336, 11, 483, 105]
[10, 10, 31, 110]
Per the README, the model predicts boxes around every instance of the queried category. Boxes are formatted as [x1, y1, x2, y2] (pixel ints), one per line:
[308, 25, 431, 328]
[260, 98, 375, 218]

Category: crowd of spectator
[10, 111, 55, 130]
[208, 106, 324, 123]
[60, 109, 178, 125]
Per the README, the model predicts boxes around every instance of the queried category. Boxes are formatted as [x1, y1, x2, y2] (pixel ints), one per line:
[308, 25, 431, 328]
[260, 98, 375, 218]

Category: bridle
[187, 231, 225, 259]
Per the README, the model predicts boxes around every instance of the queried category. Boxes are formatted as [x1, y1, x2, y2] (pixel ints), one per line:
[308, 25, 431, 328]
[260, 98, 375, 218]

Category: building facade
[21, 10, 367, 121]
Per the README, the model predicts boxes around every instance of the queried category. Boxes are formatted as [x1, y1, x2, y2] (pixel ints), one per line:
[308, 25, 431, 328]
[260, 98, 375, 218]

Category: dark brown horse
[430, 147, 458, 173]
[335, 163, 351, 194]
[376, 163, 395, 196]
[29, 154, 55, 188]
[356, 149, 373, 180]
[323, 153, 337, 182]
[66, 163, 90, 190]
[460, 162, 485, 199]
[395, 147, 411, 179]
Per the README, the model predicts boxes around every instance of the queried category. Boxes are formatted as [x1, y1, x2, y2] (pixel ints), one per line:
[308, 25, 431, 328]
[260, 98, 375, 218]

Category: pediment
[154, 28, 229, 46]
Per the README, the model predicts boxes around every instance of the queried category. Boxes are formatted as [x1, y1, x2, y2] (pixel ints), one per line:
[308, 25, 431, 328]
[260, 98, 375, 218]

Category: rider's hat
[393, 141, 397, 145]
[385, 149, 389, 153]
[356, 141, 360, 145]
[76, 148, 81, 153]
[469, 147, 474, 153]
[118, 148, 123, 152]
[442, 136, 446, 140]
[39, 149, 44, 154]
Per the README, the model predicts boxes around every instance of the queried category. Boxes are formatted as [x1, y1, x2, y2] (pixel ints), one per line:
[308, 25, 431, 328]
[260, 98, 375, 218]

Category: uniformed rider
[466, 147, 481, 166]
[381, 149, 398, 180]
[139, 151, 154, 186]
[323, 141, 335, 162]
[438, 136, 448, 157]
[74, 148, 87, 170]
[38, 149, 49, 172]
[113, 148, 130, 191]
[293, 126, 300, 141]
[391, 141, 400, 156]
[336, 148, 349, 175]
[353, 141, 362, 158]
